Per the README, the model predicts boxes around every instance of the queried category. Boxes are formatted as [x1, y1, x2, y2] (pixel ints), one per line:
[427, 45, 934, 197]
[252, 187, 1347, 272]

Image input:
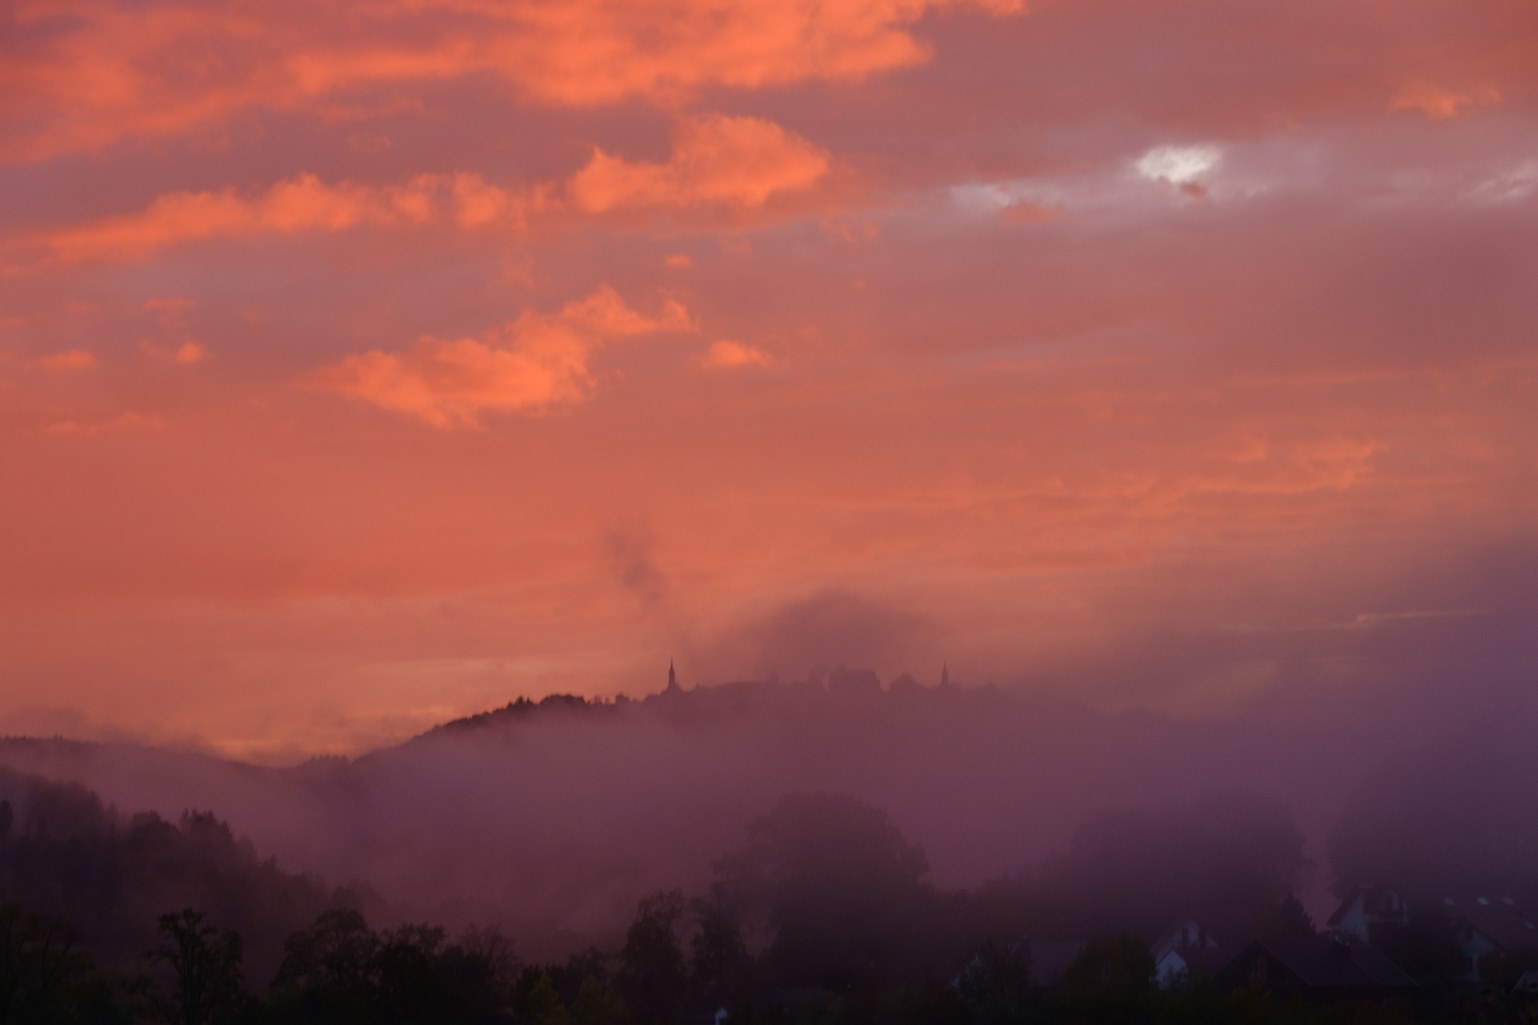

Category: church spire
[941, 662, 950, 687]
[667, 658, 679, 693]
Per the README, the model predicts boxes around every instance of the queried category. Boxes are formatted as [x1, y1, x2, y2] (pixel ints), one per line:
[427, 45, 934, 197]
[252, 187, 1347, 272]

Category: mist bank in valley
[2, 673, 1535, 958]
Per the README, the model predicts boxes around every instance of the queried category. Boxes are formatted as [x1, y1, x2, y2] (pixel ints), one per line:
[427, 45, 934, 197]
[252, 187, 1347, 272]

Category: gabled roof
[1218, 936, 1416, 994]
[1441, 896, 1538, 953]
[1159, 944, 1230, 981]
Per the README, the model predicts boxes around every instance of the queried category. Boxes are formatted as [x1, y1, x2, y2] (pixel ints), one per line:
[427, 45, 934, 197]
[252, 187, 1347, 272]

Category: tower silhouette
[666, 658, 680, 693]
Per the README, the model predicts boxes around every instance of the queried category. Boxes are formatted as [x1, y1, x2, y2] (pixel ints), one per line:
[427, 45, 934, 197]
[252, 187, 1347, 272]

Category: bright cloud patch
[173, 342, 207, 365]
[1136, 145, 1222, 185]
[3, 0, 1025, 161]
[568, 115, 830, 213]
[32, 349, 98, 371]
[42, 116, 824, 263]
[44, 173, 528, 262]
[1465, 160, 1538, 205]
[701, 340, 774, 369]
[315, 288, 693, 428]
[1394, 84, 1502, 120]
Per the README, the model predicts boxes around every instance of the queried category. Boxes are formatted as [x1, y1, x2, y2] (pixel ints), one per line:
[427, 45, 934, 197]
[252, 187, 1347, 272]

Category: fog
[4, 664, 1534, 961]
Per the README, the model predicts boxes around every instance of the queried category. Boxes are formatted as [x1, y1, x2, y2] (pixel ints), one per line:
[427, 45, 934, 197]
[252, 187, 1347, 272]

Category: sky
[2, 0, 1536, 761]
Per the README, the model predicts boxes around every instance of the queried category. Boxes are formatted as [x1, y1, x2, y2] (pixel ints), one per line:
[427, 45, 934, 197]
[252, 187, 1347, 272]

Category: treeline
[0, 879, 1451, 1025]
[0, 885, 1427, 1025]
[3, 767, 1534, 1024]
[0, 767, 363, 983]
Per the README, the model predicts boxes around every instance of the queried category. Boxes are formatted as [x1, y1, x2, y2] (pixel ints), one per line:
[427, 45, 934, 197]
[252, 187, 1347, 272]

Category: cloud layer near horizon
[1, 0, 1535, 759]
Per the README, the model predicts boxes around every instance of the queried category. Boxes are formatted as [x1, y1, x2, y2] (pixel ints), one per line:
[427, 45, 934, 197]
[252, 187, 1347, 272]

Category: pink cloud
[32, 349, 98, 371]
[40, 173, 530, 262]
[997, 200, 1057, 225]
[1393, 84, 1502, 119]
[142, 340, 208, 365]
[33, 113, 825, 264]
[172, 342, 208, 365]
[700, 340, 775, 369]
[567, 115, 830, 213]
[3, 0, 1025, 161]
[314, 287, 693, 427]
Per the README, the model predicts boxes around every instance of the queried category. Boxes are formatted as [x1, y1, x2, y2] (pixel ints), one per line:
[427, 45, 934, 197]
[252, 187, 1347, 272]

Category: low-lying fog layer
[4, 672, 1535, 958]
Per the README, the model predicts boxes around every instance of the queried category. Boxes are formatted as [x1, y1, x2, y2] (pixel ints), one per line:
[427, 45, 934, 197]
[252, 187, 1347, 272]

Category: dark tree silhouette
[1057, 936, 1155, 1024]
[0, 903, 115, 1025]
[146, 909, 247, 1025]
[955, 938, 1037, 1025]
[570, 976, 631, 1025]
[1257, 892, 1317, 942]
[688, 891, 751, 1007]
[724, 791, 931, 990]
[618, 890, 687, 1024]
[522, 973, 569, 1025]
[271, 907, 380, 1021]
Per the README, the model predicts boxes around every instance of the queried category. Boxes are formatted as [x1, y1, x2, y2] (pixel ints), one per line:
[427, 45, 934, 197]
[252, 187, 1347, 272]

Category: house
[1214, 935, 1416, 1003]
[1151, 919, 1221, 989]
[1327, 885, 1410, 944]
[1517, 970, 1538, 1025]
[1440, 895, 1538, 983]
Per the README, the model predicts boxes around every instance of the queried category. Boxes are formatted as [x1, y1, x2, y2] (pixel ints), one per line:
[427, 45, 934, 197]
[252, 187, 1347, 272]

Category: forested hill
[0, 764, 354, 984]
[2, 678, 1536, 965]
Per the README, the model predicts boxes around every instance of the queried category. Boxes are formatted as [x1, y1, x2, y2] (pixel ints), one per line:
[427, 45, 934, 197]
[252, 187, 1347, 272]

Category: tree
[0, 903, 116, 1025]
[689, 892, 751, 1007]
[436, 926, 521, 1023]
[618, 890, 687, 1024]
[724, 792, 930, 990]
[1050, 795, 1309, 941]
[272, 908, 380, 1021]
[954, 938, 1037, 1025]
[373, 923, 448, 1024]
[523, 973, 570, 1025]
[1256, 893, 1317, 942]
[1057, 937, 1154, 1024]
[570, 976, 631, 1025]
[146, 909, 247, 1025]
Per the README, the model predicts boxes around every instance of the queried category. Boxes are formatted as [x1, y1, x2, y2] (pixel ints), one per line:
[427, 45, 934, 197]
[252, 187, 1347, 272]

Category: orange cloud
[38, 115, 823, 262]
[32, 349, 98, 371]
[483, 0, 1026, 105]
[143, 340, 208, 365]
[701, 340, 775, 369]
[4, 0, 1025, 161]
[568, 115, 831, 213]
[1393, 84, 1502, 119]
[172, 342, 208, 365]
[315, 287, 693, 427]
[43, 173, 529, 262]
